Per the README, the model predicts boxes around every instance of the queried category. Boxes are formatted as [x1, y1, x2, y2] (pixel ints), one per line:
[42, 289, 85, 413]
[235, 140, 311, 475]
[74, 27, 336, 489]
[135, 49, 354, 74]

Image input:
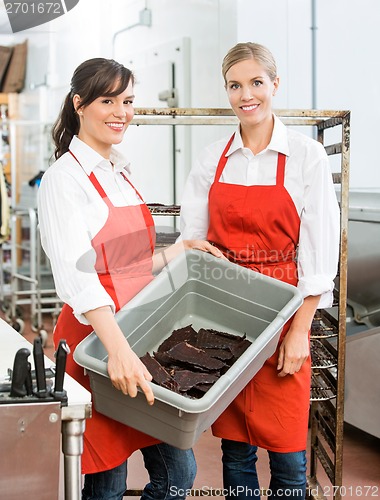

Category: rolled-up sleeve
[297, 147, 340, 308]
[37, 168, 115, 324]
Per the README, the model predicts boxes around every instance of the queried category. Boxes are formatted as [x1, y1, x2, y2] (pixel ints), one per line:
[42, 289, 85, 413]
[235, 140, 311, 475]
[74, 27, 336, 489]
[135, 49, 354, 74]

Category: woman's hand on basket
[107, 341, 154, 405]
[276, 295, 320, 377]
[84, 306, 154, 405]
[183, 239, 227, 259]
[152, 238, 227, 273]
[277, 327, 309, 377]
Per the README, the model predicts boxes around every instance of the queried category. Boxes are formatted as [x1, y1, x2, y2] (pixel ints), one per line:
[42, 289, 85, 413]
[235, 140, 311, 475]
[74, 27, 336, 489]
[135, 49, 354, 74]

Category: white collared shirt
[37, 136, 144, 324]
[180, 115, 340, 308]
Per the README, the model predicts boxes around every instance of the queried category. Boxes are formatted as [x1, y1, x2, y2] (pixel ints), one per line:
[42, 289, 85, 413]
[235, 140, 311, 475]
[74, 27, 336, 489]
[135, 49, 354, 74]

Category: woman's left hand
[183, 239, 227, 259]
[276, 295, 319, 377]
[276, 326, 310, 377]
[152, 239, 227, 273]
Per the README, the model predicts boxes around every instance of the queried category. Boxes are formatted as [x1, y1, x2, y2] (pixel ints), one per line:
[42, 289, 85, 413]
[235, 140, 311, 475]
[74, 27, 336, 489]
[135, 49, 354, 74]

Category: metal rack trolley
[6, 205, 61, 345]
[127, 108, 350, 500]
[3, 120, 62, 345]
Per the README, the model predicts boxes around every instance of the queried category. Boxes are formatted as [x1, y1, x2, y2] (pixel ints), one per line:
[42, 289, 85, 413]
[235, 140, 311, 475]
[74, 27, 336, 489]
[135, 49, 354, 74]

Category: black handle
[52, 339, 70, 403]
[10, 348, 31, 397]
[25, 362, 33, 396]
[33, 337, 48, 397]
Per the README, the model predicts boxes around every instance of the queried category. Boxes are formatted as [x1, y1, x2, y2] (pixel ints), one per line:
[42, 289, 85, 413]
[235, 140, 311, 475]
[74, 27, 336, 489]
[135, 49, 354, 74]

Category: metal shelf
[311, 314, 338, 339]
[147, 204, 180, 216]
[133, 108, 350, 500]
[311, 371, 336, 402]
[311, 340, 338, 369]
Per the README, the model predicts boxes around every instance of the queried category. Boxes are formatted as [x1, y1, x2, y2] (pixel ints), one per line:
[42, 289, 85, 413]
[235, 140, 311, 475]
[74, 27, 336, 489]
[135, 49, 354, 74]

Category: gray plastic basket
[74, 250, 303, 449]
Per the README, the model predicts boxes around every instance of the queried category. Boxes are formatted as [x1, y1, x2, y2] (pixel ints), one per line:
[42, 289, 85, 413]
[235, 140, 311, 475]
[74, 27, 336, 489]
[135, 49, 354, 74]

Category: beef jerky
[157, 325, 198, 352]
[196, 328, 246, 349]
[228, 339, 252, 360]
[193, 383, 214, 393]
[172, 369, 219, 392]
[204, 348, 234, 361]
[140, 353, 180, 393]
[152, 350, 173, 366]
[186, 385, 212, 399]
[141, 326, 251, 399]
[207, 328, 247, 342]
[165, 342, 226, 372]
[140, 353, 173, 386]
[161, 378, 180, 393]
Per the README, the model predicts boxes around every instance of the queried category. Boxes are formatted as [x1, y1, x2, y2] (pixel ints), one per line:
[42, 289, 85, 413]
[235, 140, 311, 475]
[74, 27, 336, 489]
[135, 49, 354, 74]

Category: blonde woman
[180, 42, 340, 499]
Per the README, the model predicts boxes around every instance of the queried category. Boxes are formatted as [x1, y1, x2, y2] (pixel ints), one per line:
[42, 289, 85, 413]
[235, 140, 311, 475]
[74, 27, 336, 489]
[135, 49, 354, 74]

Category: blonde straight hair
[222, 42, 277, 83]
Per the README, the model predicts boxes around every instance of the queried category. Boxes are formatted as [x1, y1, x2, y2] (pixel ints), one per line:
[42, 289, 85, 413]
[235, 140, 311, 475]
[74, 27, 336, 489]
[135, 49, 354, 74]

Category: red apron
[54, 155, 160, 474]
[208, 135, 311, 453]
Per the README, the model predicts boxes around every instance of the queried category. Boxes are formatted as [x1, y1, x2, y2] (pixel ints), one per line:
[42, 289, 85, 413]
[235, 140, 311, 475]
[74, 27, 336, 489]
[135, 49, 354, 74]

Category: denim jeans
[82, 443, 196, 500]
[221, 439, 307, 500]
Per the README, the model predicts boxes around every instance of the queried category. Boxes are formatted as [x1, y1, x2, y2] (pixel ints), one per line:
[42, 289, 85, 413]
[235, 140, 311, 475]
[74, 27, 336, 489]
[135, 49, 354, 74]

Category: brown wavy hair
[52, 58, 134, 160]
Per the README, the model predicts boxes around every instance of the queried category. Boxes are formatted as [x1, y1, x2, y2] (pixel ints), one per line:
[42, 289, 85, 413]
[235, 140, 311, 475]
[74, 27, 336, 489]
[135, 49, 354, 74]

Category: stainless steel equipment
[345, 190, 380, 329]
[0, 402, 62, 500]
[0, 318, 92, 500]
[344, 326, 380, 439]
[334, 189, 380, 439]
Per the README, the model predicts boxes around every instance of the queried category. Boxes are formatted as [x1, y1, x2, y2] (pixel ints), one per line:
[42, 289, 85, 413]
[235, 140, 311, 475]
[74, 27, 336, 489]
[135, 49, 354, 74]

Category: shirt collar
[69, 136, 131, 175]
[268, 115, 289, 156]
[226, 114, 290, 157]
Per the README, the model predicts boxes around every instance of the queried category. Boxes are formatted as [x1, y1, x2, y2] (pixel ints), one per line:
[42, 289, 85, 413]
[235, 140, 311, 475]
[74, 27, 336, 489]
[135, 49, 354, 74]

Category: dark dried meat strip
[141, 326, 252, 399]
[140, 353, 174, 386]
[204, 348, 234, 361]
[206, 328, 246, 342]
[228, 339, 252, 359]
[165, 341, 226, 372]
[152, 350, 173, 366]
[157, 325, 198, 352]
[194, 383, 214, 393]
[172, 369, 219, 392]
[161, 378, 180, 393]
[196, 328, 245, 349]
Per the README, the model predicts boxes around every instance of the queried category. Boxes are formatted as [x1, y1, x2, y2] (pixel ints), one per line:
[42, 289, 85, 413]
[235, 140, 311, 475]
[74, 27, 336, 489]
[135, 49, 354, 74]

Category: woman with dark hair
[180, 43, 340, 499]
[38, 57, 221, 500]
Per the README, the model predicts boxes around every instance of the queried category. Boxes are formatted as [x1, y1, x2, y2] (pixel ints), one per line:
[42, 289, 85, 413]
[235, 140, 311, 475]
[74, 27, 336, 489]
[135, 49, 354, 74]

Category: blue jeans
[221, 439, 307, 500]
[82, 443, 196, 500]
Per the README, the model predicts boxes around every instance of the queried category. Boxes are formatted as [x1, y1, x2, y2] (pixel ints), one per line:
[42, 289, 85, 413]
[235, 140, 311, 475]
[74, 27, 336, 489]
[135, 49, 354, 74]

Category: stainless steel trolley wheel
[39, 329, 48, 347]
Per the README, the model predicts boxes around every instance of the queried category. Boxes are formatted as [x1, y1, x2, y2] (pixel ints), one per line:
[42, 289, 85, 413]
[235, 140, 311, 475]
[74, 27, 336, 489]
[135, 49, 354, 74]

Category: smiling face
[225, 58, 279, 131]
[74, 79, 135, 158]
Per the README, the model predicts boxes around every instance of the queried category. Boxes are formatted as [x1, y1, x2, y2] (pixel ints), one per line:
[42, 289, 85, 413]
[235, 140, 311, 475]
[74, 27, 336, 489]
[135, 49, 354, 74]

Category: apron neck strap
[120, 171, 145, 203]
[69, 150, 109, 199]
[276, 153, 287, 186]
[214, 134, 235, 183]
[214, 136, 287, 187]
